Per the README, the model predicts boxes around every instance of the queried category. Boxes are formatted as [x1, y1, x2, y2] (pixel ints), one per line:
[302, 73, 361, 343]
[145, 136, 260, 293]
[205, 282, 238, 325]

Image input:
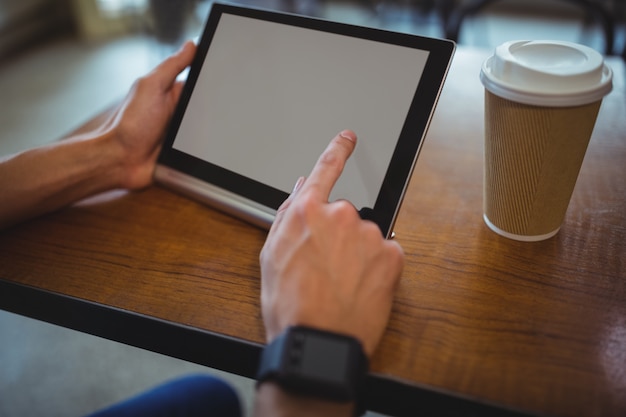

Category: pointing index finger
[302, 130, 357, 201]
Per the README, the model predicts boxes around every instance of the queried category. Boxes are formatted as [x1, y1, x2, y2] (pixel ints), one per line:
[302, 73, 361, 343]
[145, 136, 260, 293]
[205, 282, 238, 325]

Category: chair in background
[444, 0, 616, 55]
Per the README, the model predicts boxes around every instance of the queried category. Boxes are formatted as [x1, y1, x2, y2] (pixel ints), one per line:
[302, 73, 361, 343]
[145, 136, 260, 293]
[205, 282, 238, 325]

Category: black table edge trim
[0, 279, 541, 417]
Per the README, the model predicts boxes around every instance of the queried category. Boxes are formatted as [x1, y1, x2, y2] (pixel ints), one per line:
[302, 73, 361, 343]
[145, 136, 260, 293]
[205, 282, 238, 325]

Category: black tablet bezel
[157, 3, 455, 236]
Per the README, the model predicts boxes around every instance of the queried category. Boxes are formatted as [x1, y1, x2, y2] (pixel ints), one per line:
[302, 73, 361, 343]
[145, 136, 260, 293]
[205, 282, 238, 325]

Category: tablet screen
[172, 12, 428, 211]
[157, 3, 454, 237]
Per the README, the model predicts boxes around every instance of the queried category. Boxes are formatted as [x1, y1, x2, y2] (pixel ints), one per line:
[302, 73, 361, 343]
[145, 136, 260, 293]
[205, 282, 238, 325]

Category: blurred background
[1, 0, 625, 157]
[1, 1, 625, 416]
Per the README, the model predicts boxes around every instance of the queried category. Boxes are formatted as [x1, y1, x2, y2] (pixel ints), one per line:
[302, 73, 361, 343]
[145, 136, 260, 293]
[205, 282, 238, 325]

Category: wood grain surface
[1, 48, 624, 417]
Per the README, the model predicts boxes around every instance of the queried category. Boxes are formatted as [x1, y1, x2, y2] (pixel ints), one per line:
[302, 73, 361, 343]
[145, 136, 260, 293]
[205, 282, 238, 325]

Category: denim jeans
[85, 374, 242, 417]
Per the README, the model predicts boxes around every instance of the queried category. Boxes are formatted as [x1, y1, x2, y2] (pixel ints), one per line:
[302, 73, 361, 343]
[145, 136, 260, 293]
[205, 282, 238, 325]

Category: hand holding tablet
[156, 3, 455, 238]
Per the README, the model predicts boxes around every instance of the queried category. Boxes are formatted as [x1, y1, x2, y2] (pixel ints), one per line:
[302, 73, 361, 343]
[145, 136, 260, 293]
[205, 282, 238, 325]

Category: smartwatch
[256, 325, 368, 403]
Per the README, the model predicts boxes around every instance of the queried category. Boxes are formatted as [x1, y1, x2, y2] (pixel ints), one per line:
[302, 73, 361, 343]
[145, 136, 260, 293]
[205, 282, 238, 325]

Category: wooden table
[1, 47, 624, 417]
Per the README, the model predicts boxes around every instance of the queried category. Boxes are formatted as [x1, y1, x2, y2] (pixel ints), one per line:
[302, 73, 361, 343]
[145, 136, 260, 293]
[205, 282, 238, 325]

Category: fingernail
[292, 176, 305, 194]
[339, 130, 356, 143]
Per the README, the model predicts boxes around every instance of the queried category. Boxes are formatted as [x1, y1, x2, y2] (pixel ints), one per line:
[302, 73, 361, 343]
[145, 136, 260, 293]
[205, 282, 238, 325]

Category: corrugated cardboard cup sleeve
[483, 91, 601, 238]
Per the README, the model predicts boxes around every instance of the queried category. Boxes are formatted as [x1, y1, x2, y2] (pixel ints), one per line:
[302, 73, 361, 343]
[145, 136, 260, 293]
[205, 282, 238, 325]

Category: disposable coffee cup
[480, 40, 613, 241]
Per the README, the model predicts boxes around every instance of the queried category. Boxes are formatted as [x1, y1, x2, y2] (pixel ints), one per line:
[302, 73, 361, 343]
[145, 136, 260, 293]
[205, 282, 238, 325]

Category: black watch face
[298, 334, 351, 384]
[257, 326, 367, 402]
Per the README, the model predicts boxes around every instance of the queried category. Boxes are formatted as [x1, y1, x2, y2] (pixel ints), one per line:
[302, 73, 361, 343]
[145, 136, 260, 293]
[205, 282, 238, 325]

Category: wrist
[93, 129, 129, 190]
[102, 127, 154, 190]
[255, 382, 355, 417]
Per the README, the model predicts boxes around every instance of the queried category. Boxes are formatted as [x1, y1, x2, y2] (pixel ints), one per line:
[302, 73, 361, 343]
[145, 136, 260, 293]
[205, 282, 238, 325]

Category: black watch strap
[256, 325, 368, 403]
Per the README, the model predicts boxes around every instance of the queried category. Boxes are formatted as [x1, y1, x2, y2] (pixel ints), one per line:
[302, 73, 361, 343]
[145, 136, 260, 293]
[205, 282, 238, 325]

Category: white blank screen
[173, 13, 429, 209]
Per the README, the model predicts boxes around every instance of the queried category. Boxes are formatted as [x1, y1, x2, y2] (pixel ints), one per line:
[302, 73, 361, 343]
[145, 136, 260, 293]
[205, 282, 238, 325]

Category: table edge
[0, 279, 542, 417]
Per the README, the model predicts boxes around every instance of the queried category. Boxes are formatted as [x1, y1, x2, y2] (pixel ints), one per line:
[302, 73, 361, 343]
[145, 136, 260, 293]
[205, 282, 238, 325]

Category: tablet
[155, 3, 455, 239]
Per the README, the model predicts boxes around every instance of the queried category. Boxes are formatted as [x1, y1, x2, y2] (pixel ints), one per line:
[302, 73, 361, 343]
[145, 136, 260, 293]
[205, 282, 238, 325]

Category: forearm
[0, 132, 126, 230]
[254, 383, 354, 417]
[0, 42, 195, 231]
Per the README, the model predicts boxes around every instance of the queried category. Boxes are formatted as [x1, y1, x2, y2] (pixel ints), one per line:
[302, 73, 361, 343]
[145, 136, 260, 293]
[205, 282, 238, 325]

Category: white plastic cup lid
[480, 40, 613, 107]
